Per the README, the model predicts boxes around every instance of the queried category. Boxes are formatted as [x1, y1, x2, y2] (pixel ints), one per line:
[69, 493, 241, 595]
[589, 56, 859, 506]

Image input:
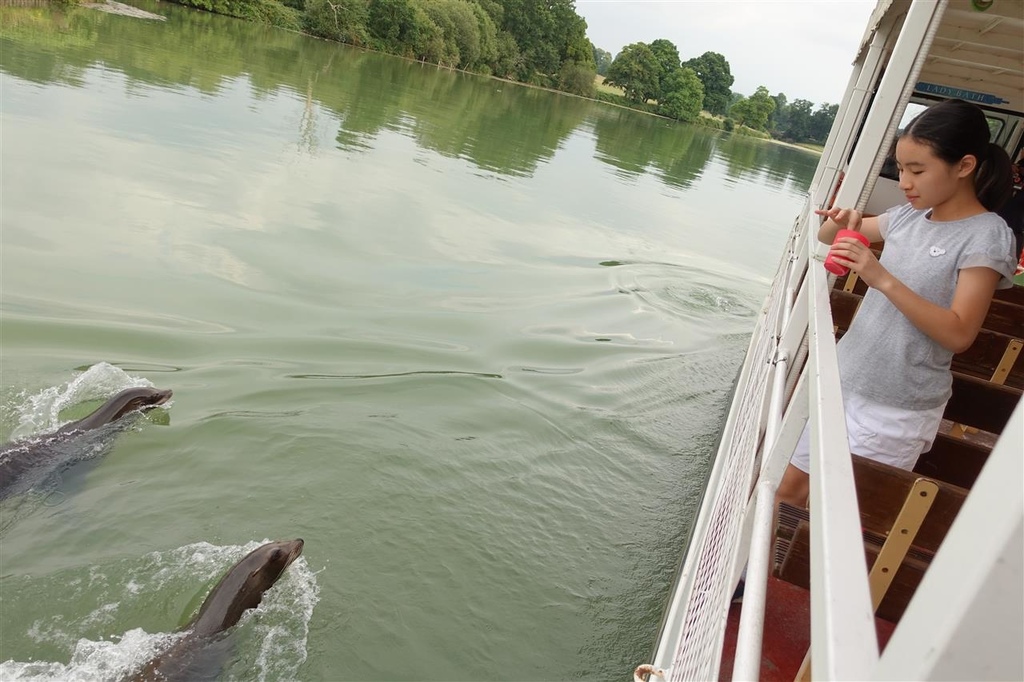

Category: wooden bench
[913, 431, 989, 488]
[774, 455, 968, 624]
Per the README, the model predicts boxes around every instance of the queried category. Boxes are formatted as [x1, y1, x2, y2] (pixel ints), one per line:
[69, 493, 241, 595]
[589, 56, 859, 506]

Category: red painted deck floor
[718, 576, 897, 681]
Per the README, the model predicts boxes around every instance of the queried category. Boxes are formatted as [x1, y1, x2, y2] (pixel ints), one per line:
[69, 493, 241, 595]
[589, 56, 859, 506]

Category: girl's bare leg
[776, 463, 810, 509]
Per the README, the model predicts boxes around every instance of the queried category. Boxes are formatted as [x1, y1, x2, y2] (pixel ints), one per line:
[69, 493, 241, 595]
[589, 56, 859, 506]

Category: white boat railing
[803, 241, 879, 680]
[647, 202, 795, 680]
[646, 190, 877, 681]
[730, 201, 881, 682]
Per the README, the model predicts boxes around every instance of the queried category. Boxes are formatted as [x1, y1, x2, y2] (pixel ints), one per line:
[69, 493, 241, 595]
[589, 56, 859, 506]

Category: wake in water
[0, 362, 173, 531]
[0, 540, 321, 682]
[4, 362, 164, 442]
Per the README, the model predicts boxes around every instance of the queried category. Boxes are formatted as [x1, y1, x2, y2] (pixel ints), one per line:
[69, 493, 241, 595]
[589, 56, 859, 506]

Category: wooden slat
[982, 298, 1024, 338]
[774, 518, 934, 623]
[850, 455, 967, 552]
[829, 289, 860, 331]
[951, 332, 1024, 390]
[993, 284, 1024, 306]
[774, 457, 970, 624]
[914, 431, 991, 488]
[944, 372, 1022, 433]
[774, 458, 967, 574]
[776, 520, 811, 587]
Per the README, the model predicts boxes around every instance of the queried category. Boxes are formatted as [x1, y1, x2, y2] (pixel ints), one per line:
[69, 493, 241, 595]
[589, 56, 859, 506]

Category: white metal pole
[731, 480, 778, 681]
[807, 254, 879, 680]
[811, 6, 895, 210]
[857, 0, 946, 210]
[833, 0, 947, 212]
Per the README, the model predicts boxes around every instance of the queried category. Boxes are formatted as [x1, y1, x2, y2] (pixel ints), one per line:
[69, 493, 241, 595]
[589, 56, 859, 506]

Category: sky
[576, 0, 878, 106]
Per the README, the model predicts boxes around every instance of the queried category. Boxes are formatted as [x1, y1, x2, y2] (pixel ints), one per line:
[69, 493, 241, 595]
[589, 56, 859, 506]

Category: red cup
[824, 229, 871, 275]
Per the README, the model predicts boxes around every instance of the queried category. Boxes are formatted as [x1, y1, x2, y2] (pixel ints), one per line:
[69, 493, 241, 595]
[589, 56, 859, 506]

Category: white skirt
[790, 391, 947, 474]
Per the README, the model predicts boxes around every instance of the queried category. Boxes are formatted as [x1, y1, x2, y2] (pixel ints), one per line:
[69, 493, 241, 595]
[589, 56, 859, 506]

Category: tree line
[161, 0, 599, 95]
[599, 38, 837, 145]
[127, 0, 837, 145]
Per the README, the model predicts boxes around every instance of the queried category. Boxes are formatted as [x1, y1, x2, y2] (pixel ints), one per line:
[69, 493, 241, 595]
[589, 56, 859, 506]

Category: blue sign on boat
[915, 82, 1009, 105]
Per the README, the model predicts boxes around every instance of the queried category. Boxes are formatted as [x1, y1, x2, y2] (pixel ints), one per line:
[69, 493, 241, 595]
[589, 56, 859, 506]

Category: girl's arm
[875, 267, 1000, 353]
[814, 207, 883, 244]
[828, 236, 1001, 352]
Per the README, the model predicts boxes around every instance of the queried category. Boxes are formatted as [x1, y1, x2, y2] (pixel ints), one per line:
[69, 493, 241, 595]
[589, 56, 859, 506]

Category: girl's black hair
[901, 99, 1013, 211]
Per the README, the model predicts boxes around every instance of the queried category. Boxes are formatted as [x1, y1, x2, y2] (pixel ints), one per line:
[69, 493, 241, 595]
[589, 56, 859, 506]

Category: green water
[0, 3, 817, 679]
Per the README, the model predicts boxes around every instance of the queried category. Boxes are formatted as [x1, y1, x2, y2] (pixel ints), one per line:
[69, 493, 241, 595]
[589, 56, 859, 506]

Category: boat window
[986, 116, 1005, 143]
[879, 103, 930, 180]
[880, 103, 1008, 181]
[896, 102, 929, 133]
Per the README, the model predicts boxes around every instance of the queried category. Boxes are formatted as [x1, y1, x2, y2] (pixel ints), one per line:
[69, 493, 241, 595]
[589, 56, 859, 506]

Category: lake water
[0, 3, 817, 679]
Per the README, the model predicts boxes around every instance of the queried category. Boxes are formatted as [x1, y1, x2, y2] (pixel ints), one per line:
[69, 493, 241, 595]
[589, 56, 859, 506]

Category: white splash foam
[252, 554, 321, 681]
[9, 362, 157, 440]
[0, 629, 182, 682]
[2, 540, 321, 682]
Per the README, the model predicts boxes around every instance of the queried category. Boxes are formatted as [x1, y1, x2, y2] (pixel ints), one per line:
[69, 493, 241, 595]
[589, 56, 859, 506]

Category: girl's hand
[827, 236, 891, 288]
[814, 207, 863, 231]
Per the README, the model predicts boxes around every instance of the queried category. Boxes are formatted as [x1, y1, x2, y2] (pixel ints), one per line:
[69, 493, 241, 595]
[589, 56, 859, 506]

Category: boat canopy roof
[856, 0, 1024, 114]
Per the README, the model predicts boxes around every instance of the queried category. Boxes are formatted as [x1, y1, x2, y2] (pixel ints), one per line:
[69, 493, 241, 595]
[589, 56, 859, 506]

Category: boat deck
[718, 577, 897, 681]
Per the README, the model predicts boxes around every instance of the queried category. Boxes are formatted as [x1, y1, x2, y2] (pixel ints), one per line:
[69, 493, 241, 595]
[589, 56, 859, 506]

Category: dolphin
[0, 386, 172, 500]
[52, 386, 173, 436]
[126, 539, 305, 682]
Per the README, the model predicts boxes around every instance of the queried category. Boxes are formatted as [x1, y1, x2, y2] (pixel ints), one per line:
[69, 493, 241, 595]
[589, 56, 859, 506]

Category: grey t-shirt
[837, 204, 1016, 410]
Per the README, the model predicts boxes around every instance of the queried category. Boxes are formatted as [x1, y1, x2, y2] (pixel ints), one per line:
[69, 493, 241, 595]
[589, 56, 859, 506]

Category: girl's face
[895, 136, 975, 211]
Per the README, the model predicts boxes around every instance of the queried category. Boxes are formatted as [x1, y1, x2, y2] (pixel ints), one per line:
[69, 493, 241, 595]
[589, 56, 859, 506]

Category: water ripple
[2, 295, 235, 335]
[288, 370, 503, 380]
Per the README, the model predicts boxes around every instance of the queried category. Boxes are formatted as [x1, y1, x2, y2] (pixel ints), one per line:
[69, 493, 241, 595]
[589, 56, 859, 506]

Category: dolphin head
[245, 538, 304, 588]
[109, 387, 173, 421]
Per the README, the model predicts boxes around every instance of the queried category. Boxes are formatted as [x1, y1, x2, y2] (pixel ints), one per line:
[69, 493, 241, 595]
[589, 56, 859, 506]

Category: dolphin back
[0, 438, 59, 499]
[55, 387, 173, 435]
[125, 540, 304, 682]
[0, 386, 172, 501]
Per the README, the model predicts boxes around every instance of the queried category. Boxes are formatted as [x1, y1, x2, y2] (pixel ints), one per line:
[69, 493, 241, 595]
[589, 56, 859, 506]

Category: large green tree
[683, 51, 733, 116]
[490, 0, 593, 83]
[426, 0, 485, 68]
[780, 98, 814, 140]
[557, 59, 596, 96]
[730, 85, 775, 130]
[768, 92, 787, 135]
[304, 0, 369, 45]
[557, 2, 594, 69]
[648, 38, 680, 97]
[166, 0, 595, 96]
[657, 66, 703, 122]
[367, 0, 418, 52]
[605, 42, 660, 104]
[809, 103, 839, 143]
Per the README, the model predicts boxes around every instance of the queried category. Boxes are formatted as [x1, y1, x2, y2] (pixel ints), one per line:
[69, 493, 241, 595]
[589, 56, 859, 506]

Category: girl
[777, 99, 1017, 508]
